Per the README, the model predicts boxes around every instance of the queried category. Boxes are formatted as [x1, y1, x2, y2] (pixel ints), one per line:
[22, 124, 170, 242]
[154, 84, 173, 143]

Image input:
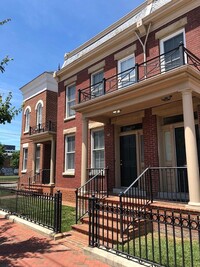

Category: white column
[81, 117, 88, 186]
[50, 137, 56, 185]
[32, 143, 36, 183]
[182, 89, 200, 206]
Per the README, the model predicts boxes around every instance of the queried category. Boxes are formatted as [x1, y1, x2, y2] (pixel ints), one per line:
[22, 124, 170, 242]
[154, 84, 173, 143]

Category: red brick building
[54, 0, 200, 206]
[19, 72, 57, 193]
[20, 0, 200, 206]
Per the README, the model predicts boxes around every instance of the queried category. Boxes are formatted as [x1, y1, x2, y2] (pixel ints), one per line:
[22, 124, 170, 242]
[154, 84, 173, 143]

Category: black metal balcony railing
[78, 44, 200, 103]
[29, 121, 56, 135]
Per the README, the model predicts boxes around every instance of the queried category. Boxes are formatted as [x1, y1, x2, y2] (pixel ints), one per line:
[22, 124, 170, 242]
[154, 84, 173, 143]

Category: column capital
[181, 89, 192, 96]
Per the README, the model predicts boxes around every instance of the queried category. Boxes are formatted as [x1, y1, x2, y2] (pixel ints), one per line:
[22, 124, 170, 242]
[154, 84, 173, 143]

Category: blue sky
[0, 0, 144, 150]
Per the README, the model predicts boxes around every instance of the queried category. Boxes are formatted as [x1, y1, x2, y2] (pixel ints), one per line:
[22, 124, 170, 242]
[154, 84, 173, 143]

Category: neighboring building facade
[19, 72, 57, 190]
[54, 0, 200, 206]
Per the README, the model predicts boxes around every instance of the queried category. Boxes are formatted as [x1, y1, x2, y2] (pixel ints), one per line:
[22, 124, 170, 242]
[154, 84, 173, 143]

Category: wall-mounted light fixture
[161, 95, 172, 102]
[113, 109, 121, 114]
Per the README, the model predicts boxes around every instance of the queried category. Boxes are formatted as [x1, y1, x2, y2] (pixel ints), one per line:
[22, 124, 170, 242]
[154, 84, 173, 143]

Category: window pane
[91, 71, 104, 97]
[94, 151, 104, 168]
[94, 131, 104, 149]
[66, 85, 76, 117]
[65, 135, 75, 171]
[92, 130, 104, 168]
[164, 33, 184, 70]
[164, 131, 172, 161]
[25, 110, 30, 132]
[119, 56, 135, 88]
[35, 146, 40, 172]
[67, 154, 75, 169]
[23, 148, 28, 170]
[37, 103, 42, 125]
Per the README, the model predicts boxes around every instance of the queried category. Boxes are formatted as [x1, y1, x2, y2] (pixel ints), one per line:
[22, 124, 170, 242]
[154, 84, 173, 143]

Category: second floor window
[160, 29, 185, 71]
[66, 84, 75, 118]
[91, 70, 104, 98]
[36, 102, 43, 127]
[118, 55, 135, 88]
[24, 107, 30, 132]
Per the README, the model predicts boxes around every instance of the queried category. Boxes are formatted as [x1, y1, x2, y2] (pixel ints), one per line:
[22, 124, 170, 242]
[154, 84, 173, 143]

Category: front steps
[72, 196, 151, 245]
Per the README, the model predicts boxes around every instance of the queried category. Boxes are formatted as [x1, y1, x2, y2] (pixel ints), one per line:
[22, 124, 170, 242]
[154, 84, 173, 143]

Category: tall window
[22, 148, 28, 171]
[160, 29, 185, 71]
[65, 135, 75, 172]
[91, 130, 105, 169]
[35, 145, 40, 173]
[36, 102, 43, 126]
[118, 55, 135, 88]
[66, 84, 75, 118]
[91, 70, 104, 98]
[24, 107, 31, 132]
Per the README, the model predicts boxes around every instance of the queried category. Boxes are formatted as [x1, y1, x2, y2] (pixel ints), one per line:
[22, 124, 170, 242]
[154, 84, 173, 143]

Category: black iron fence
[29, 120, 56, 135]
[75, 168, 108, 223]
[0, 186, 62, 233]
[78, 44, 200, 103]
[89, 195, 200, 267]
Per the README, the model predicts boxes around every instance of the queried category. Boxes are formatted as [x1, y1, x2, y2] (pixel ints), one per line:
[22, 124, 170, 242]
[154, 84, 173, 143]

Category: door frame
[115, 127, 144, 188]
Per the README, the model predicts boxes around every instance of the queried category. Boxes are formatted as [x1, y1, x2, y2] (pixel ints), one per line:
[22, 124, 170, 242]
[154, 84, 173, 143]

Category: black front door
[120, 135, 137, 187]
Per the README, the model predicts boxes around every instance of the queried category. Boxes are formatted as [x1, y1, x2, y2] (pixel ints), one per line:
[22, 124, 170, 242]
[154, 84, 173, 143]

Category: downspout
[135, 22, 151, 78]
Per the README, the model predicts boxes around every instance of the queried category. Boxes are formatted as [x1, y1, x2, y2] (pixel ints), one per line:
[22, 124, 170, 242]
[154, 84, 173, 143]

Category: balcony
[78, 44, 200, 104]
[29, 121, 56, 141]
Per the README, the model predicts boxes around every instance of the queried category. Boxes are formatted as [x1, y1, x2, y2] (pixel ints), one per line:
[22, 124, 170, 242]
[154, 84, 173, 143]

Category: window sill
[23, 131, 29, 134]
[64, 116, 75, 122]
[62, 171, 75, 176]
[21, 170, 27, 174]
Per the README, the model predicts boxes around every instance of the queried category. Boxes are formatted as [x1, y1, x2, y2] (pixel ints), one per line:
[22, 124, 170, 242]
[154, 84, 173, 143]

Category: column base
[186, 201, 200, 209]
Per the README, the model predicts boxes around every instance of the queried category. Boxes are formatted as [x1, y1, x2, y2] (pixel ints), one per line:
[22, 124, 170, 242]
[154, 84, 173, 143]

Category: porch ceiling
[73, 65, 200, 123]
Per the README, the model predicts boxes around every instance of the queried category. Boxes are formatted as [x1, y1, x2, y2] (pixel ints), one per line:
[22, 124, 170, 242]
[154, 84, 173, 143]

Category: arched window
[24, 106, 31, 132]
[35, 100, 43, 127]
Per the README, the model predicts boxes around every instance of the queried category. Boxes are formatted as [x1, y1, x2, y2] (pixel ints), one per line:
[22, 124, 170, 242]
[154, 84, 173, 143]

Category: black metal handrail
[0, 187, 62, 233]
[119, 166, 188, 237]
[78, 44, 200, 103]
[29, 120, 56, 135]
[30, 169, 50, 185]
[75, 168, 108, 223]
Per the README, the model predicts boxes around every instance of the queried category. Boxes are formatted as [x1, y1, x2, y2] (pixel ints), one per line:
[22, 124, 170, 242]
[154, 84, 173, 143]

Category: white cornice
[20, 72, 58, 102]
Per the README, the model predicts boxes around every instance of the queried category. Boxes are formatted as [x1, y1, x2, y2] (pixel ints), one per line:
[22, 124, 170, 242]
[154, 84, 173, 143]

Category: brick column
[143, 108, 159, 196]
[104, 123, 115, 193]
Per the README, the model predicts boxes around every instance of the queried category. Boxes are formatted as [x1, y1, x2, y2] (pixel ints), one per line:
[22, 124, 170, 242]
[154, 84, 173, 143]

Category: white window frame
[91, 69, 104, 98]
[118, 54, 135, 89]
[66, 83, 76, 119]
[22, 147, 28, 172]
[35, 100, 43, 127]
[35, 145, 40, 173]
[64, 134, 75, 175]
[91, 129, 105, 169]
[24, 106, 31, 133]
[160, 28, 186, 72]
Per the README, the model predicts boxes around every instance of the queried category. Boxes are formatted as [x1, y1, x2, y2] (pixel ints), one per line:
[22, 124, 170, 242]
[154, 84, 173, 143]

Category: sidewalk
[0, 215, 111, 267]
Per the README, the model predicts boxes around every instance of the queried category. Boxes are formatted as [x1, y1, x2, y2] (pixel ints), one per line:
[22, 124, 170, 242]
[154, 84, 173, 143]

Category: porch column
[50, 137, 56, 185]
[81, 116, 88, 186]
[32, 143, 37, 183]
[182, 89, 200, 206]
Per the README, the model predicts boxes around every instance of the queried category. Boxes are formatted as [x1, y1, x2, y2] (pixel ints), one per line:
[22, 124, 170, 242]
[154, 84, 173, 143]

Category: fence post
[103, 78, 106, 95]
[119, 193, 124, 238]
[75, 189, 78, 224]
[54, 190, 62, 233]
[135, 63, 139, 83]
[89, 194, 98, 247]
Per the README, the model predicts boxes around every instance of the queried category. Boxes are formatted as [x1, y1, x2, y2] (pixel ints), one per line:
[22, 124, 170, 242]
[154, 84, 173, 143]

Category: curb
[84, 247, 148, 267]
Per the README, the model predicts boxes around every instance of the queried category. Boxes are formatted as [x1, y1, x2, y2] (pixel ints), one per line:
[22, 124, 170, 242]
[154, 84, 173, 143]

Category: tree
[0, 18, 21, 124]
[0, 144, 6, 169]
[10, 151, 20, 169]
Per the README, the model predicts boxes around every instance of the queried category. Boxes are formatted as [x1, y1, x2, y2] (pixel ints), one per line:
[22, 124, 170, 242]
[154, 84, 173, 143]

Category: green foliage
[10, 151, 20, 168]
[0, 92, 21, 124]
[0, 144, 6, 168]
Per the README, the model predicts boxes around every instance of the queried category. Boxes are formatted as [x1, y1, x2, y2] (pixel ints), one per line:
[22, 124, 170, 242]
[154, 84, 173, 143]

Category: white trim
[114, 44, 136, 61]
[65, 83, 76, 119]
[63, 127, 77, 135]
[91, 128, 105, 169]
[64, 75, 77, 86]
[22, 143, 29, 148]
[23, 105, 31, 115]
[88, 60, 105, 74]
[64, 134, 75, 173]
[35, 100, 44, 110]
[160, 28, 186, 54]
